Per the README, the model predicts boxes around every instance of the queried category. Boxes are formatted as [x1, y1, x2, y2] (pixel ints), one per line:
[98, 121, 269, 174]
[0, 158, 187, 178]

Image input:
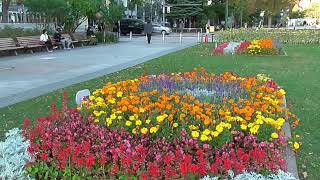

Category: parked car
[117, 18, 145, 36]
[152, 23, 172, 35]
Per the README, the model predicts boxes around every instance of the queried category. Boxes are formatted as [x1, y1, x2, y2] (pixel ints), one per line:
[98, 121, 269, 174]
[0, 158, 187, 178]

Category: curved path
[0, 35, 197, 108]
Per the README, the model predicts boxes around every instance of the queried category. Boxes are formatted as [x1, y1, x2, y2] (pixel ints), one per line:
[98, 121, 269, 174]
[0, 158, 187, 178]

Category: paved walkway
[0, 36, 196, 108]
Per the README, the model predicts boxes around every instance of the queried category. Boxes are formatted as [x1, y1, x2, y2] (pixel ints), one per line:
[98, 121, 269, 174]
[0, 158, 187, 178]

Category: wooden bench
[16, 36, 47, 53]
[0, 38, 23, 56]
[72, 33, 92, 46]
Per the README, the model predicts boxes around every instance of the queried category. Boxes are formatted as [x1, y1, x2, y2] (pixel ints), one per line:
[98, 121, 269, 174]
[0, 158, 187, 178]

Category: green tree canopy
[304, 3, 320, 19]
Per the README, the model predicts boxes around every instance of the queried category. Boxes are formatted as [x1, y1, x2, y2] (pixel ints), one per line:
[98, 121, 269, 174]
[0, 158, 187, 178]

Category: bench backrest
[16, 36, 41, 47]
[0, 38, 18, 49]
[72, 33, 88, 41]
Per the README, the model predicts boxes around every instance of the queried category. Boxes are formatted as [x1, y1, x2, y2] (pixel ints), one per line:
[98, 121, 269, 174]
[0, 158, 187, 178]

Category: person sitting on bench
[40, 29, 56, 53]
[54, 28, 72, 50]
[87, 26, 97, 45]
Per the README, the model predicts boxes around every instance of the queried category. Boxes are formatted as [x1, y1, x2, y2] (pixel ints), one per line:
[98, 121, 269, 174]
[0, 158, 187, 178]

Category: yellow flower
[173, 123, 179, 128]
[293, 142, 300, 150]
[129, 116, 135, 121]
[132, 128, 136, 134]
[200, 134, 208, 142]
[240, 124, 247, 131]
[191, 131, 200, 138]
[150, 127, 158, 133]
[106, 118, 112, 127]
[224, 123, 232, 129]
[278, 89, 286, 96]
[135, 120, 142, 126]
[116, 110, 122, 114]
[271, 132, 279, 139]
[250, 125, 260, 134]
[76, 106, 81, 111]
[156, 115, 165, 123]
[125, 121, 132, 126]
[146, 119, 151, 124]
[117, 116, 123, 120]
[203, 129, 211, 136]
[139, 108, 145, 113]
[141, 128, 148, 134]
[211, 131, 219, 137]
[295, 135, 300, 138]
[89, 96, 95, 101]
[216, 124, 224, 133]
[189, 125, 198, 130]
[110, 114, 117, 120]
[94, 119, 99, 123]
[108, 98, 116, 104]
[117, 91, 123, 98]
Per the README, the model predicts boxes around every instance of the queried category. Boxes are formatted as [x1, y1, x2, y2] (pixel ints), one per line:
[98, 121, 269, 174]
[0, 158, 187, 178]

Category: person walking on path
[144, 19, 153, 44]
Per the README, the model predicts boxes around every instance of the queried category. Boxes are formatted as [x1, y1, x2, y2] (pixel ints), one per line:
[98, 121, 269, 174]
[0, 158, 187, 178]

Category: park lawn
[0, 44, 319, 179]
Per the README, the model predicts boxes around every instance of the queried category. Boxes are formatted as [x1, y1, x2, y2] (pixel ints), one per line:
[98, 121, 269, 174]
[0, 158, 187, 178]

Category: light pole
[225, 0, 229, 28]
[162, 0, 165, 23]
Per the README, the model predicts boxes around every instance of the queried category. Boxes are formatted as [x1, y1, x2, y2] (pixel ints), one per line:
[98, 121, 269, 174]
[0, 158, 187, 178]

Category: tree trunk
[268, 15, 272, 28]
[2, 0, 10, 23]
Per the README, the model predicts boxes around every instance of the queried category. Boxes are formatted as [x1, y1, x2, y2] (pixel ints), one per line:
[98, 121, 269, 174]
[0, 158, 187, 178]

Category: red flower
[23, 119, 30, 127]
[111, 165, 119, 176]
[235, 162, 245, 173]
[241, 154, 250, 163]
[39, 153, 48, 161]
[223, 159, 232, 170]
[99, 154, 107, 166]
[86, 155, 95, 169]
[139, 172, 148, 180]
[210, 163, 218, 174]
[163, 154, 174, 164]
[148, 162, 160, 177]
[165, 166, 177, 178]
[189, 164, 198, 174]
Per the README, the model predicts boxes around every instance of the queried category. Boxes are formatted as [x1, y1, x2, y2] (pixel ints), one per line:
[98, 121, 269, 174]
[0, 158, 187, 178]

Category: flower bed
[5, 69, 301, 179]
[213, 39, 283, 56]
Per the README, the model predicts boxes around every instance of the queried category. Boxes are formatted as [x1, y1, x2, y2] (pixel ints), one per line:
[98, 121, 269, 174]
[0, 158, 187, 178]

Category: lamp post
[162, 0, 165, 22]
[225, 0, 229, 28]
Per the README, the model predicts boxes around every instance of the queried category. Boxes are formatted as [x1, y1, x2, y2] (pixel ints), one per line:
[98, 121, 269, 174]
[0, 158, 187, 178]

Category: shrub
[0, 128, 32, 179]
[0, 26, 41, 38]
[95, 32, 118, 43]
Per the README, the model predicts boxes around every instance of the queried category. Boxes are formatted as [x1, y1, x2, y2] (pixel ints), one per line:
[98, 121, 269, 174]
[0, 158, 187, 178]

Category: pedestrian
[53, 28, 72, 50]
[40, 29, 55, 53]
[144, 19, 153, 44]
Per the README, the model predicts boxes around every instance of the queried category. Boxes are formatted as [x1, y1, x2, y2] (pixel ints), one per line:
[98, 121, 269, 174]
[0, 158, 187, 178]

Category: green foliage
[95, 32, 118, 43]
[255, 0, 295, 16]
[24, 0, 101, 32]
[167, 0, 204, 18]
[304, 3, 320, 19]
[100, 1, 124, 29]
[215, 29, 320, 44]
[0, 26, 41, 38]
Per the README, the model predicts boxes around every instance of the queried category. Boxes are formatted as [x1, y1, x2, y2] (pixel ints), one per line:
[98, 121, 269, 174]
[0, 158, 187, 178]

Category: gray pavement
[0, 35, 197, 108]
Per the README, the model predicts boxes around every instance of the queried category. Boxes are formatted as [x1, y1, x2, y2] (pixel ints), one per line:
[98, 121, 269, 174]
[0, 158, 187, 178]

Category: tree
[1, 0, 11, 23]
[255, 0, 295, 27]
[167, 0, 204, 19]
[100, 0, 124, 31]
[304, 3, 320, 19]
[24, 0, 101, 32]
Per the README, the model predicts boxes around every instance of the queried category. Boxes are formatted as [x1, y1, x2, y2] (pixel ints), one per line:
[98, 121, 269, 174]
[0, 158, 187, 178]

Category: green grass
[0, 44, 319, 179]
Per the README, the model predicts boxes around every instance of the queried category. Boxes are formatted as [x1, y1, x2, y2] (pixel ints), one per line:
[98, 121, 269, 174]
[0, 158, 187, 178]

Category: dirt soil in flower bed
[0, 44, 319, 179]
